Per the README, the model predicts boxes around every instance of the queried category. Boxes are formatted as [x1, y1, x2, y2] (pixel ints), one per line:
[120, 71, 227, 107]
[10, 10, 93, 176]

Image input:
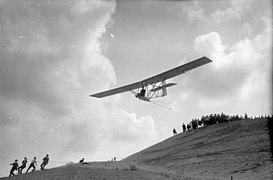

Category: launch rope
[150, 101, 172, 110]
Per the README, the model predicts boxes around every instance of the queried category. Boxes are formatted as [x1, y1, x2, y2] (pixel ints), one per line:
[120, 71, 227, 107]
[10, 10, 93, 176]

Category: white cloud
[71, 0, 111, 16]
[241, 22, 253, 36]
[194, 32, 227, 61]
[0, 0, 158, 175]
[7, 27, 60, 56]
[191, 16, 271, 112]
[105, 111, 156, 142]
[212, 0, 254, 23]
[182, 5, 206, 23]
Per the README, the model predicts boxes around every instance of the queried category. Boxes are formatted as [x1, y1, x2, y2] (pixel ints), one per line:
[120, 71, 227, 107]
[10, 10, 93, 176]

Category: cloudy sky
[0, 0, 272, 177]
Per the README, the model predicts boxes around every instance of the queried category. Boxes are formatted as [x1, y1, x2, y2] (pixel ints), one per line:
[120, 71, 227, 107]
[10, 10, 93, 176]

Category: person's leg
[20, 166, 25, 174]
[10, 170, 15, 176]
[18, 165, 23, 174]
[41, 162, 44, 170]
[26, 165, 31, 173]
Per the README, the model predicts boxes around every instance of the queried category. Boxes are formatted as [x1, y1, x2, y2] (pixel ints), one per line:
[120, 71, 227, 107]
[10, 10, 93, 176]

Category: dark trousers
[18, 165, 26, 174]
[40, 162, 47, 170]
[26, 163, 35, 173]
[9, 168, 17, 176]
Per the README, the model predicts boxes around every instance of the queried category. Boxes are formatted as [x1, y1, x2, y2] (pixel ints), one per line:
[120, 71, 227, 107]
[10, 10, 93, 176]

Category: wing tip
[202, 56, 213, 62]
[89, 94, 100, 98]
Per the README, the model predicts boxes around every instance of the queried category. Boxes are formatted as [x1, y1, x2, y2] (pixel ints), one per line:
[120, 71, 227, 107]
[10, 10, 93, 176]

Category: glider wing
[90, 81, 143, 98]
[90, 56, 212, 98]
[142, 56, 212, 85]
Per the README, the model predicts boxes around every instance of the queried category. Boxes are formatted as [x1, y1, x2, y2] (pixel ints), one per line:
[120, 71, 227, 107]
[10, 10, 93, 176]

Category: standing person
[79, 158, 89, 165]
[79, 158, 84, 164]
[9, 159, 19, 177]
[173, 128, 177, 135]
[187, 124, 191, 131]
[182, 123, 186, 132]
[26, 157, 37, 173]
[18, 157, 27, 174]
[40, 154, 49, 170]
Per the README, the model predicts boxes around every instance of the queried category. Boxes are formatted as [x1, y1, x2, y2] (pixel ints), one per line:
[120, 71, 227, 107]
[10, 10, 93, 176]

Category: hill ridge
[2, 118, 272, 180]
[123, 118, 272, 179]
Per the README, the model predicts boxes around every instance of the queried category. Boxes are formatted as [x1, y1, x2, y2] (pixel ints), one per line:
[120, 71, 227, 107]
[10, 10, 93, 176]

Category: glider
[90, 56, 212, 102]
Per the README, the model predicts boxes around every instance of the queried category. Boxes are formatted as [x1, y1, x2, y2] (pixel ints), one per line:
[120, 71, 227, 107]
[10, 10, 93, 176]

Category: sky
[0, 0, 272, 177]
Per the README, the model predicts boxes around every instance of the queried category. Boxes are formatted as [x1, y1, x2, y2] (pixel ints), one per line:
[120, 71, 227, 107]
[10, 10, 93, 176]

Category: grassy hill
[123, 118, 273, 179]
[2, 118, 272, 180]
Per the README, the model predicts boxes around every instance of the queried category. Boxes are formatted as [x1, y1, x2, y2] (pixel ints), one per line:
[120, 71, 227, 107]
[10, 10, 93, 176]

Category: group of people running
[9, 154, 49, 177]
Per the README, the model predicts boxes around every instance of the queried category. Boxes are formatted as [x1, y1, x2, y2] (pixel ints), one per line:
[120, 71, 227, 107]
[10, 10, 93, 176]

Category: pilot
[139, 89, 146, 97]
[136, 87, 146, 99]
[173, 128, 177, 135]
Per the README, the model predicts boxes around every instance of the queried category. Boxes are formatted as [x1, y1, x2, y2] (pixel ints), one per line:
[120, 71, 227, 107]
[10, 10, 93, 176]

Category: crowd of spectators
[174, 113, 273, 134]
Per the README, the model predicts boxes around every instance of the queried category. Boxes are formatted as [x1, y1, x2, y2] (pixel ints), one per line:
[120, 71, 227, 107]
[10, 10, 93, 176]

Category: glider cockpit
[135, 87, 147, 100]
[133, 80, 177, 102]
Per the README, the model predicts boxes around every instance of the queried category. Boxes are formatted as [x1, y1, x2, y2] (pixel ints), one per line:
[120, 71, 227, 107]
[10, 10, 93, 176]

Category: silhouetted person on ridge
[192, 121, 198, 130]
[18, 157, 27, 174]
[40, 154, 49, 170]
[26, 157, 37, 173]
[79, 158, 89, 165]
[182, 123, 186, 132]
[9, 159, 19, 177]
[173, 128, 177, 135]
[79, 158, 84, 164]
[187, 124, 191, 131]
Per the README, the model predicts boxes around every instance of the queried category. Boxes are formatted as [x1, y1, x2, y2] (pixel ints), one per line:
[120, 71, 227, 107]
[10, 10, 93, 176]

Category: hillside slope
[1, 164, 170, 180]
[2, 118, 272, 180]
[123, 118, 273, 180]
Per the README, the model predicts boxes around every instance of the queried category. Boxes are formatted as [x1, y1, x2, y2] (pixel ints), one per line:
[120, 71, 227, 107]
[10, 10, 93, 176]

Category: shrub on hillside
[130, 165, 137, 171]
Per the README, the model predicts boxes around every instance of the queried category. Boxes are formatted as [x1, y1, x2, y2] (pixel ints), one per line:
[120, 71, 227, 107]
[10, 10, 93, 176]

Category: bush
[130, 165, 137, 171]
